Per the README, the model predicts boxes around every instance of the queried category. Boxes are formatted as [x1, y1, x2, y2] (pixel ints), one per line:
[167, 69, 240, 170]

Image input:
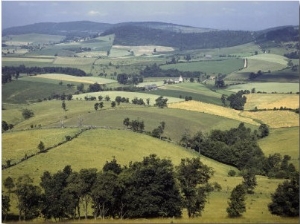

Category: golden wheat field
[168, 101, 259, 125]
[244, 93, 299, 110]
[241, 110, 299, 128]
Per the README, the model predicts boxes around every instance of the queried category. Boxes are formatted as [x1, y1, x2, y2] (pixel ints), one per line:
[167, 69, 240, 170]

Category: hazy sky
[2, 1, 299, 31]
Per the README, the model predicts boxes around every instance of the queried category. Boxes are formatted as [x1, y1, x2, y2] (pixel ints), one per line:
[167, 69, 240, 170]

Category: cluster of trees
[284, 51, 299, 59]
[2, 65, 87, 79]
[154, 96, 168, 108]
[2, 155, 217, 221]
[140, 63, 201, 78]
[179, 123, 297, 178]
[226, 91, 247, 110]
[123, 118, 145, 133]
[249, 70, 263, 80]
[117, 73, 143, 85]
[2, 121, 14, 132]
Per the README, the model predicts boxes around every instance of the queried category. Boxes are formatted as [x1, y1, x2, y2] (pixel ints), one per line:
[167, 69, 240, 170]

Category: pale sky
[2, 1, 299, 31]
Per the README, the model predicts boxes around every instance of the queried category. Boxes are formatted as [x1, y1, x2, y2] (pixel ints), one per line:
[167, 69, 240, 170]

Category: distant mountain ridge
[2, 21, 298, 50]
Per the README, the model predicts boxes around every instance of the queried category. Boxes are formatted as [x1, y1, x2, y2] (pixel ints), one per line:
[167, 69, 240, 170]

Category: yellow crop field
[168, 101, 259, 125]
[241, 110, 299, 128]
[245, 94, 299, 110]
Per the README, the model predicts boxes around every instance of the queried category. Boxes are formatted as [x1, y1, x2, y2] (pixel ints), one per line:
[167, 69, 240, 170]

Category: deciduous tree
[176, 157, 214, 217]
[226, 184, 246, 217]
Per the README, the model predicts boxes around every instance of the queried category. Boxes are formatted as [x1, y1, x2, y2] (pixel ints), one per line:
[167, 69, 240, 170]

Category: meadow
[160, 58, 244, 75]
[2, 128, 297, 223]
[227, 82, 299, 93]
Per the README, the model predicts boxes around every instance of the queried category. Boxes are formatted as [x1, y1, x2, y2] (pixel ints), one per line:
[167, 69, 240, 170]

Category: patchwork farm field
[2, 27, 299, 223]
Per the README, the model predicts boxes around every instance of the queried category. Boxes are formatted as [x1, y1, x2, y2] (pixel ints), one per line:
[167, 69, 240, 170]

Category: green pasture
[2, 128, 294, 223]
[198, 42, 262, 58]
[227, 82, 299, 93]
[2, 128, 81, 165]
[258, 127, 299, 169]
[160, 58, 244, 75]
[2, 79, 76, 104]
[2, 99, 257, 142]
[73, 91, 184, 105]
[147, 82, 234, 105]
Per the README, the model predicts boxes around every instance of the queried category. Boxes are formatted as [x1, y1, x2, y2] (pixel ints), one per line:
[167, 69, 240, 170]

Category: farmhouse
[165, 75, 183, 84]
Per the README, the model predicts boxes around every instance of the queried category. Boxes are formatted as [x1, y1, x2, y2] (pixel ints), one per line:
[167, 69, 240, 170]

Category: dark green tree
[258, 123, 269, 138]
[121, 154, 182, 218]
[176, 157, 214, 217]
[227, 91, 247, 110]
[40, 165, 75, 221]
[268, 174, 299, 217]
[221, 94, 227, 106]
[115, 96, 122, 105]
[22, 108, 34, 119]
[111, 101, 116, 108]
[62, 100, 66, 111]
[154, 96, 168, 108]
[103, 158, 123, 175]
[105, 95, 110, 101]
[2, 121, 9, 132]
[38, 141, 45, 152]
[242, 170, 257, 194]
[2, 193, 10, 222]
[94, 103, 99, 111]
[226, 184, 246, 217]
[4, 176, 15, 198]
[99, 102, 104, 109]
[15, 175, 42, 221]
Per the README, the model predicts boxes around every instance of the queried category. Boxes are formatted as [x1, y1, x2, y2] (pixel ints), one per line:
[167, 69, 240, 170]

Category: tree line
[2, 65, 87, 84]
[3, 155, 298, 222]
[2, 155, 215, 221]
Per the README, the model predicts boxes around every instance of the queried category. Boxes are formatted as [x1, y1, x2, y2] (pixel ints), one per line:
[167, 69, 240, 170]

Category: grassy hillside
[258, 127, 299, 169]
[2, 128, 297, 223]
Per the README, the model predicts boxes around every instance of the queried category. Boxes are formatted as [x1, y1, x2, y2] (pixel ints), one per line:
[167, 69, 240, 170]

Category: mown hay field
[33, 73, 117, 84]
[258, 127, 299, 169]
[2, 128, 80, 165]
[169, 100, 259, 126]
[240, 110, 299, 128]
[244, 93, 299, 110]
